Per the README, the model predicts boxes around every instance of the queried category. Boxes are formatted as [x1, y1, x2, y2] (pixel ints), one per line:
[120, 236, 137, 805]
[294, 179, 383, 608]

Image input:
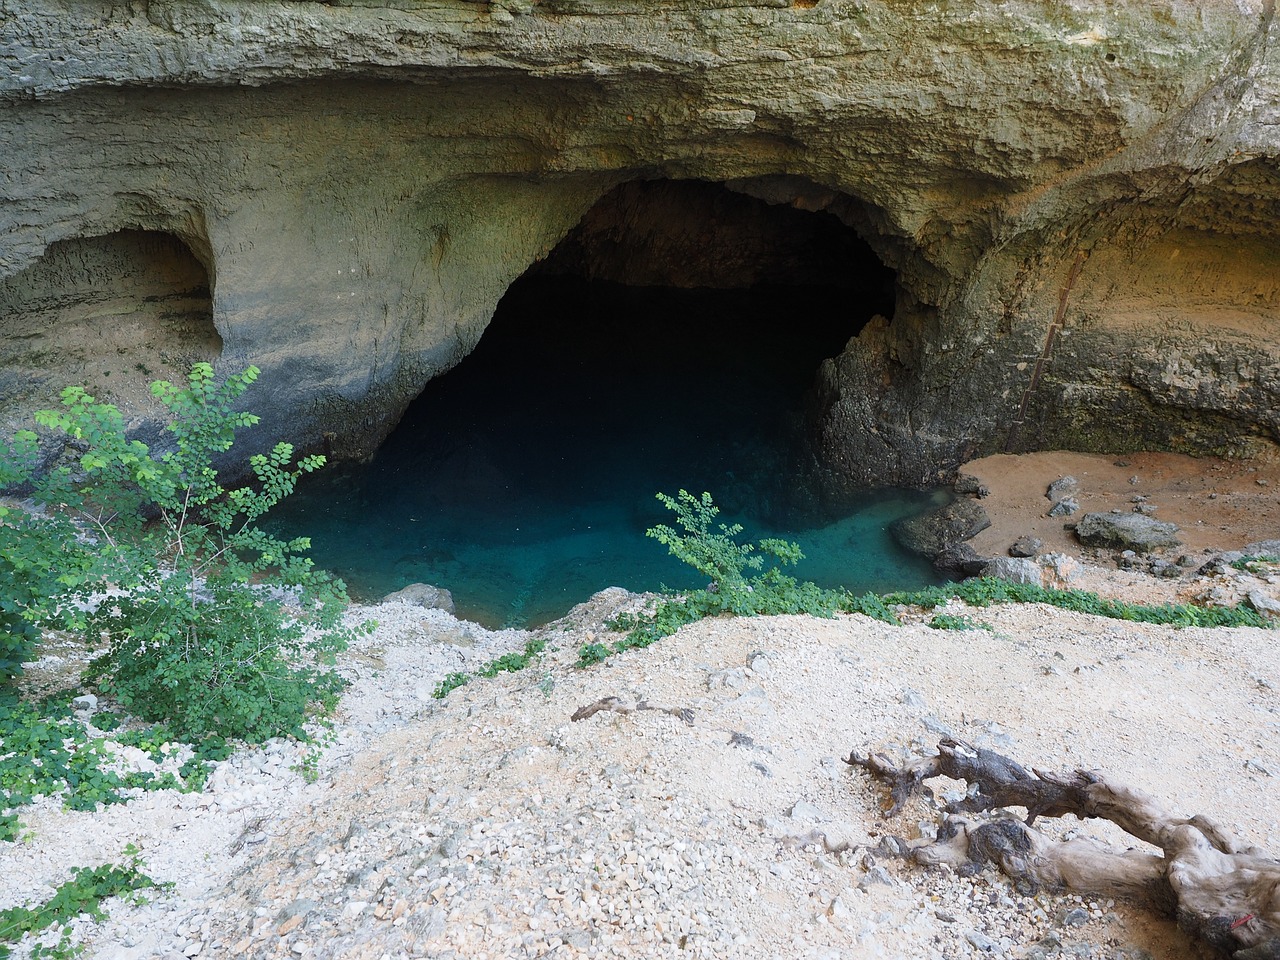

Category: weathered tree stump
[848, 738, 1280, 959]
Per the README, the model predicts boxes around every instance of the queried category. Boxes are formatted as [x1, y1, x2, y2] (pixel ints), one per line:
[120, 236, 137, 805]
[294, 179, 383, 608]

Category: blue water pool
[269, 278, 945, 626]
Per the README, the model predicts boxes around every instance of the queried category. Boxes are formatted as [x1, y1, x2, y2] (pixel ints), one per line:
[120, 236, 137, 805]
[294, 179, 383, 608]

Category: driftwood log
[570, 695, 694, 726]
[848, 738, 1280, 959]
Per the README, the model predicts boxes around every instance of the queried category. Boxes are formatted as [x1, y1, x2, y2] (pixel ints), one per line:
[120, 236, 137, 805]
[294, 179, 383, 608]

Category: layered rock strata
[2, 1, 1278, 488]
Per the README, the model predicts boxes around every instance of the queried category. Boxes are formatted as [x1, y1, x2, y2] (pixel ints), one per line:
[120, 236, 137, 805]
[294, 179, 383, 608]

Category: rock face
[2, 2, 1279, 486]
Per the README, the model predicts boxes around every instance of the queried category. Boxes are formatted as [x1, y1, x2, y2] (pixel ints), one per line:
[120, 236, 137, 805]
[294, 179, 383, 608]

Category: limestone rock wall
[1, 0, 1278, 487]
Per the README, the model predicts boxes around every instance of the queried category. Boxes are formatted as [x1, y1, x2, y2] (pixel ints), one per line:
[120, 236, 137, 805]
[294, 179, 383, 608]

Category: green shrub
[1, 363, 366, 742]
[432, 636, 550, 698]
[574, 493, 1270, 669]
[0, 434, 95, 683]
[1230, 554, 1280, 573]
[0, 695, 229, 842]
[578, 491, 897, 667]
[646, 489, 803, 602]
[928, 613, 992, 632]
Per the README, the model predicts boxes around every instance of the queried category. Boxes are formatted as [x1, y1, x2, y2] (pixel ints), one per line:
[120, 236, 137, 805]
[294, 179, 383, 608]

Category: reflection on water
[269, 279, 944, 627]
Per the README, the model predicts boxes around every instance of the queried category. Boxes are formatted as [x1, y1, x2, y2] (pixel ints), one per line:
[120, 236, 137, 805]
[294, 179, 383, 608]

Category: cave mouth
[274, 180, 944, 626]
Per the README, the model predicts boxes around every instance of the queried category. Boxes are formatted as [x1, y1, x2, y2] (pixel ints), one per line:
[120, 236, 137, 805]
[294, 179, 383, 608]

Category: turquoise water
[269, 278, 945, 627]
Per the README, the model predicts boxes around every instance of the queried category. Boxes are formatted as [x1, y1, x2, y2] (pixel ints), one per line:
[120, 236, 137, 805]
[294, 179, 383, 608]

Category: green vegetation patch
[885, 578, 1270, 628]
[432, 636, 551, 699]
[575, 493, 1270, 669]
[927, 613, 993, 632]
[1, 363, 370, 743]
[0, 694, 230, 842]
[1230, 554, 1280, 574]
[0, 844, 166, 959]
[578, 491, 899, 668]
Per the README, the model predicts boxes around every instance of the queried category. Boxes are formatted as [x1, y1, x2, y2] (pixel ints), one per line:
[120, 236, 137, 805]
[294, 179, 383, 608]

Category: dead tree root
[848, 737, 1280, 959]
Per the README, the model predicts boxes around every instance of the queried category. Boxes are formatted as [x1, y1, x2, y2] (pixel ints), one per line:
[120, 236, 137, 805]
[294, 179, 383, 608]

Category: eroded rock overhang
[2, 0, 1278, 490]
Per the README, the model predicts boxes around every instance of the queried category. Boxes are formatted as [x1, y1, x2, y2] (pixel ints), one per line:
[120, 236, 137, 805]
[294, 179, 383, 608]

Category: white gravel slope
[2, 587, 1278, 960]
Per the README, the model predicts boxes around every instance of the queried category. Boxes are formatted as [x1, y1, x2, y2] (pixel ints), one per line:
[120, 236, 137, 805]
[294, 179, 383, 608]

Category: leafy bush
[646, 490, 803, 601]
[574, 491, 1271, 669]
[928, 613, 992, 632]
[0, 435, 94, 683]
[579, 491, 898, 667]
[0, 364, 365, 742]
[1230, 554, 1280, 573]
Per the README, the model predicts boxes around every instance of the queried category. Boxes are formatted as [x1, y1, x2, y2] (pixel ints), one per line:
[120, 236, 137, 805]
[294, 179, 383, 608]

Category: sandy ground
[962, 450, 1280, 561]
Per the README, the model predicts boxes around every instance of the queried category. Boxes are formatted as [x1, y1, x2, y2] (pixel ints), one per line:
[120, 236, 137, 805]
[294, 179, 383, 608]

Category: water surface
[270, 279, 944, 626]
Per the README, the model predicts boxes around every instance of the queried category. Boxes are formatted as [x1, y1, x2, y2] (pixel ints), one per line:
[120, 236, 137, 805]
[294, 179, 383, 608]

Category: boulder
[934, 542, 989, 577]
[1038, 553, 1083, 587]
[979, 557, 1042, 586]
[1008, 536, 1042, 558]
[1074, 512, 1181, 553]
[892, 499, 991, 560]
[1046, 477, 1079, 502]
[953, 474, 989, 498]
[381, 582, 455, 614]
[1247, 589, 1280, 618]
[1047, 497, 1079, 518]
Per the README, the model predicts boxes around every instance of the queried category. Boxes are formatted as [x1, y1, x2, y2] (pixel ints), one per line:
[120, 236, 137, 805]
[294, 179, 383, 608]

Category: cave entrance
[276, 180, 942, 626]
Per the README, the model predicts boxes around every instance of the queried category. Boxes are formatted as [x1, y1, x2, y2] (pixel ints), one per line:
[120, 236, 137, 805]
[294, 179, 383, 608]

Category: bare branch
[849, 738, 1280, 958]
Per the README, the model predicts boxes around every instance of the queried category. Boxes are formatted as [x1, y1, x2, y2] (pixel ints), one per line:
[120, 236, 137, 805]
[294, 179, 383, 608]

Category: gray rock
[1245, 757, 1274, 776]
[1009, 536, 1042, 558]
[380, 582, 455, 614]
[1199, 556, 1232, 576]
[857, 864, 896, 889]
[922, 714, 955, 737]
[1059, 906, 1090, 927]
[934, 541, 989, 576]
[891, 499, 991, 560]
[900, 688, 927, 710]
[1039, 552, 1083, 585]
[1046, 476, 1079, 501]
[1116, 550, 1145, 570]
[979, 556, 1042, 586]
[965, 930, 997, 952]
[1075, 512, 1181, 553]
[787, 800, 828, 822]
[1047, 497, 1080, 518]
[1246, 589, 1280, 618]
[954, 474, 989, 497]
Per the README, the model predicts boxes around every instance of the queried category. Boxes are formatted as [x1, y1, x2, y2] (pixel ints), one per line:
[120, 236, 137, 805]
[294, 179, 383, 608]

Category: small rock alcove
[0, 229, 219, 427]
[276, 179, 941, 625]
